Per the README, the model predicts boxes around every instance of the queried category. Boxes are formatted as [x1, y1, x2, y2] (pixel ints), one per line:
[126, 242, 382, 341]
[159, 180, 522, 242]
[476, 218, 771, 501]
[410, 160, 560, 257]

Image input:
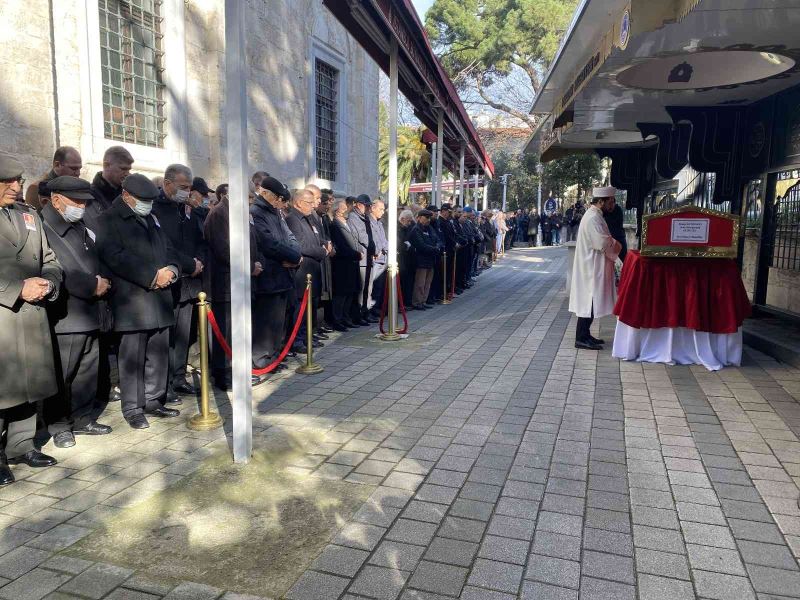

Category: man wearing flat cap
[0, 153, 62, 484]
[409, 209, 440, 310]
[95, 174, 182, 429]
[41, 176, 114, 447]
[569, 186, 622, 350]
[347, 194, 376, 325]
[250, 176, 302, 374]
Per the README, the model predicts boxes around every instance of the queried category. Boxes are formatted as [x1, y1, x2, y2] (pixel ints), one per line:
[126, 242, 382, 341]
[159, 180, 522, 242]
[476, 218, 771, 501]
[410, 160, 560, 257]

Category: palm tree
[378, 111, 431, 203]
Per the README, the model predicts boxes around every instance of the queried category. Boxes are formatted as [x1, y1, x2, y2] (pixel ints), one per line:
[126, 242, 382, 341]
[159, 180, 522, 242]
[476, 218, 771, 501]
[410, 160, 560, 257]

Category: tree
[378, 102, 431, 204]
[542, 154, 603, 199]
[487, 151, 540, 211]
[425, 0, 578, 130]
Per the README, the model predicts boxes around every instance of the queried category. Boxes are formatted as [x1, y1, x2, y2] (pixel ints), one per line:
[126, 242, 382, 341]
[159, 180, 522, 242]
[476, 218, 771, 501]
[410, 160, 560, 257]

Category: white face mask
[174, 189, 190, 203]
[133, 199, 153, 217]
[62, 204, 85, 223]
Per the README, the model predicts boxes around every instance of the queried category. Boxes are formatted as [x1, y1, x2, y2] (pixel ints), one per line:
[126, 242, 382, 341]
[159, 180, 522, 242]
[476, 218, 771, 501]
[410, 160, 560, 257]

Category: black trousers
[371, 264, 387, 314]
[0, 403, 36, 458]
[576, 305, 595, 342]
[118, 328, 169, 419]
[428, 254, 443, 302]
[252, 292, 288, 369]
[456, 248, 468, 288]
[96, 332, 117, 402]
[211, 300, 232, 379]
[169, 299, 195, 388]
[47, 332, 101, 434]
[332, 294, 353, 325]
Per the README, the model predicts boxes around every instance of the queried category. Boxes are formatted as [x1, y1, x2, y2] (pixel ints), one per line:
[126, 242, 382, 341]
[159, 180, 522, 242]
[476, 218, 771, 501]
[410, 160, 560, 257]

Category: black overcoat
[329, 218, 361, 296]
[249, 197, 301, 295]
[95, 197, 179, 332]
[285, 207, 326, 299]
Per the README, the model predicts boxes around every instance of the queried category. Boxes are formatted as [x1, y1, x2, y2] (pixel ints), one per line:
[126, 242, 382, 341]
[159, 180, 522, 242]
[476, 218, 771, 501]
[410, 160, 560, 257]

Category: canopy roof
[526, 0, 800, 160]
[323, 0, 494, 178]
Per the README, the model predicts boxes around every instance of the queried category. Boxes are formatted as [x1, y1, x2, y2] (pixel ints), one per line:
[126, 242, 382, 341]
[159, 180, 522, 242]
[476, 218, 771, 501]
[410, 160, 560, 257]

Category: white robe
[568, 205, 620, 318]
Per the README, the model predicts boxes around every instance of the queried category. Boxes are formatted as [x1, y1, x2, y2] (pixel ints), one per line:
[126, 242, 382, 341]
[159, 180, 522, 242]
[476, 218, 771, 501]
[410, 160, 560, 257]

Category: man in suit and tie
[0, 153, 62, 485]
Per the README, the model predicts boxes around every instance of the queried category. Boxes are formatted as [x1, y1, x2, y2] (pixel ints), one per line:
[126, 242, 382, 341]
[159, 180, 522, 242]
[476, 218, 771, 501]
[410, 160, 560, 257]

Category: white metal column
[224, 0, 252, 463]
[482, 176, 488, 211]
[431, 142, 438, 207]
[473, 171, 479, 207]
[383, 38, 400, 340]
[436, 111, 444, 205]
[458, 144, 465, 206]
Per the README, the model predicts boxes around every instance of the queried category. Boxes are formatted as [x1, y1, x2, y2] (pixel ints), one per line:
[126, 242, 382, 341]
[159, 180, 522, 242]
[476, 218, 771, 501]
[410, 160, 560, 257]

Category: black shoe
[455, 288, 464, 295]
[365, 315, 380, 324]
[146, 406, 180, 418]
[314, 332, 330, 341]
[0, 460, 13, 486]
[320, 326, 334, 333]
[8, 450, 58, 468]
[332, 323, 348, 332]
[589, 335, 606, 345]
[425, 302, 436, 307]
[413, 304, 427, 311]
[165, 390, 183, 405]
[52, 431, 76, 448]
[73, 421, 112, 435]
[293, 343, 309, 354]
[109, 386, 122, 402]
[126, 414, 150, 429]
[214, 379, 232, 391]
[357, 318, 371, 326]
[342, 320, 357, 328]
[252, 374, 267, 386]
[575, 340, 603, 351]
[312, 339, 324, 348]
[173, 382, 198, 395]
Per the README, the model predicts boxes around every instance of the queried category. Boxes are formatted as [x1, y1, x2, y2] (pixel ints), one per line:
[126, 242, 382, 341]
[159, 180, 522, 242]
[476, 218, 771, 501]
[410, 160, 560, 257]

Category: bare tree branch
[474, 77, 538, 130]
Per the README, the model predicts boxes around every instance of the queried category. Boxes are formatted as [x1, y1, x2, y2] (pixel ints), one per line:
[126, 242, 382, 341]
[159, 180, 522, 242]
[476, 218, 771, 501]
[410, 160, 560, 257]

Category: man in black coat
[203, 184, 262, 390]
[42, 177, 114, 448]
[409, 209, 440, 309]
[603, 196, 628, 262]
[426, 206, 445, 304]
[439, 203, 463, 297]
[347, 195, 375, 324]
[398, 209, 416, 308]
[250, 177, 302, 371]
[329, 199, 362, 330]
[152, 164, 206, 400]
[368, 199, 388, 319]
[95, 174, 181, 429]
[285, 189, 327, 352]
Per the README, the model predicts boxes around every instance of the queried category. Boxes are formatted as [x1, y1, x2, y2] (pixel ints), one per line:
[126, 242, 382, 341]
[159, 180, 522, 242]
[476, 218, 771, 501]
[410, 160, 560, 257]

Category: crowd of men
[1, 145, 520, 486]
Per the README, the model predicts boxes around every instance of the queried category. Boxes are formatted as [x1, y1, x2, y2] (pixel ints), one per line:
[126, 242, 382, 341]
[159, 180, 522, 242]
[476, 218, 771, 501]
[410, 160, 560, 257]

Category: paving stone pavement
[0, 245, 799, 599]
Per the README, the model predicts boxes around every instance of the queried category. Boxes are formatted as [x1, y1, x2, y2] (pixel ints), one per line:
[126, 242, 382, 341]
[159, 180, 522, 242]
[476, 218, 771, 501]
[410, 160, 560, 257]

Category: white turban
[592, 186, 617, 198]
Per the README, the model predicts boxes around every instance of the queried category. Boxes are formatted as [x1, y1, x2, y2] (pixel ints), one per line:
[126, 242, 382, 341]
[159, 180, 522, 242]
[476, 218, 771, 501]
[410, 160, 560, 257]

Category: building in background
[0, 0, 380, 196]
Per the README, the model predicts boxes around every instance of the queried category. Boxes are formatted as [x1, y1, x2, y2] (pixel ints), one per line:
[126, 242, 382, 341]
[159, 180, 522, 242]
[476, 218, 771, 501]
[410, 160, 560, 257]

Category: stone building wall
[0, 0, 378, 196]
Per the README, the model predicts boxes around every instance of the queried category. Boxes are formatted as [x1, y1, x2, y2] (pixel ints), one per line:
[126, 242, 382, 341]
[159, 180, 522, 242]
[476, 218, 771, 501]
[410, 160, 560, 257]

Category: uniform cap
[0, 153, 24, 180]
[356, 194, 372, 206]
[122, 173, 160, 201]
[48, 176, 94, 201]
[259, 176, 290, 201]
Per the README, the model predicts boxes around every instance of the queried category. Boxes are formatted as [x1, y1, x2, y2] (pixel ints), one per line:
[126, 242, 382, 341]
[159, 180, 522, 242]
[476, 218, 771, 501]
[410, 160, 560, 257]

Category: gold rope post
[188, 292, 223, 431]
[296, 274, 324, 374]
[380, 264, 401, 341]
[441, 251, 451, 304]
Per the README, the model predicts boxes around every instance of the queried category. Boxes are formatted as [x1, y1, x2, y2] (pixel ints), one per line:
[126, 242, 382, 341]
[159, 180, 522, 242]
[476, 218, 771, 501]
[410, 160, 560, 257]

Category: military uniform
[0, 154, 62, 483]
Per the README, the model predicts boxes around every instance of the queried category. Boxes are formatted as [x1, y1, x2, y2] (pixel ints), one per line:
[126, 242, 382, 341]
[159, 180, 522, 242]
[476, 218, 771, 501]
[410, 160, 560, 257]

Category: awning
[322, 0, 494, 178]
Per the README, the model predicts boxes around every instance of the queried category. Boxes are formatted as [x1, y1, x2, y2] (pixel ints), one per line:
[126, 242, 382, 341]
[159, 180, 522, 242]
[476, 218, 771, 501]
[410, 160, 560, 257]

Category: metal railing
[770, 178, 800, 272]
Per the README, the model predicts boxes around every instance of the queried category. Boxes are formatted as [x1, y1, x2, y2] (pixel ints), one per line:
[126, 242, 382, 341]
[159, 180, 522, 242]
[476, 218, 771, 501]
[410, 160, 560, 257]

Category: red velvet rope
[207, 288, 310, 376]
[379, 274, 409, 335]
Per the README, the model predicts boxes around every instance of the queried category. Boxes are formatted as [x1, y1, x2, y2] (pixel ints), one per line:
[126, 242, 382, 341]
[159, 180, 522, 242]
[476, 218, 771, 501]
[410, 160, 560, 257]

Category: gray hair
[333, 199, 348, 213]
[164, 163, 192, 182]
[399, 209, 414, 221]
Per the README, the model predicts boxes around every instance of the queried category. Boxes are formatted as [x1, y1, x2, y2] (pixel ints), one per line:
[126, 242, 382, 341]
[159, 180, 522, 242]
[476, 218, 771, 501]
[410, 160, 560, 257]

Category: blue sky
[412, 0, 434, 19]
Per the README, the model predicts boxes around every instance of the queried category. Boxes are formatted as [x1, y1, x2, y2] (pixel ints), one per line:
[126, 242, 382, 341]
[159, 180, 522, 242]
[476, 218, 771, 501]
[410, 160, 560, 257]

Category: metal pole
[382, 38, 401, 341]
[441, 251, 451, 304]
[473, 171, 479, 207]
[459, 144, 465, 207]
[224, 0, 252, 463]
[437, 110, 444, 206]
[502, 175, 508, 212]
[537, 176, 543, 246]
[297, 275, 324, 373]
[482, 177, 488, 211]
[431, 142, 438, 207]
[188, 292, 223, 431]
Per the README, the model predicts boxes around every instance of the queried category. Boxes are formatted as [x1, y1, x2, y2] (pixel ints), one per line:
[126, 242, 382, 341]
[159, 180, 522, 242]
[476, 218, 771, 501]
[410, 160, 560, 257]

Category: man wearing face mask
[153, 164, 206, 402]
[250, 176, 302, 373]
[95, 174, 181, 429]
[41, 177, 113, 448]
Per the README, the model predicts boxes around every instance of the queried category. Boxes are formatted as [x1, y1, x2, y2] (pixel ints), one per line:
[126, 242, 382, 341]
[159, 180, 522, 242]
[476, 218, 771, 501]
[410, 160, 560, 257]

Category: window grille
[771, 170, 800, 272]
[315, 59, 339, 181]
[99, 0, 166, 147]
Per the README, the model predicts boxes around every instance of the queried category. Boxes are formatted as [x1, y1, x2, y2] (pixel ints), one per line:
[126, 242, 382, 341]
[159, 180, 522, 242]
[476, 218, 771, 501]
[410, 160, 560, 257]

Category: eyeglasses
[0, 176, 24, 185]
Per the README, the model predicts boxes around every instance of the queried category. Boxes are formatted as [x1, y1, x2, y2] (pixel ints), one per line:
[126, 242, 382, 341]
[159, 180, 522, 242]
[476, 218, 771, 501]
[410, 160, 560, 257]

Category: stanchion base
[296, 364, 324, 374]
[441, 298, 452, 305]
[379, 332, 402, 341]
[188, 412, 224, 431]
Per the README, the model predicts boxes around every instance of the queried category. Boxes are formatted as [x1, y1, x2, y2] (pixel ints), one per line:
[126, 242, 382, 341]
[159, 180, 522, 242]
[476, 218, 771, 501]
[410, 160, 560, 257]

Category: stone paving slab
[0, 246, 798, 599]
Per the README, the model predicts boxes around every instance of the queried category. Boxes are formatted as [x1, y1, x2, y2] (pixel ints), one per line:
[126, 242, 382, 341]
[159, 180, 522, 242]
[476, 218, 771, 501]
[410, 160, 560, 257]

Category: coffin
[640, 205, 739, 258]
